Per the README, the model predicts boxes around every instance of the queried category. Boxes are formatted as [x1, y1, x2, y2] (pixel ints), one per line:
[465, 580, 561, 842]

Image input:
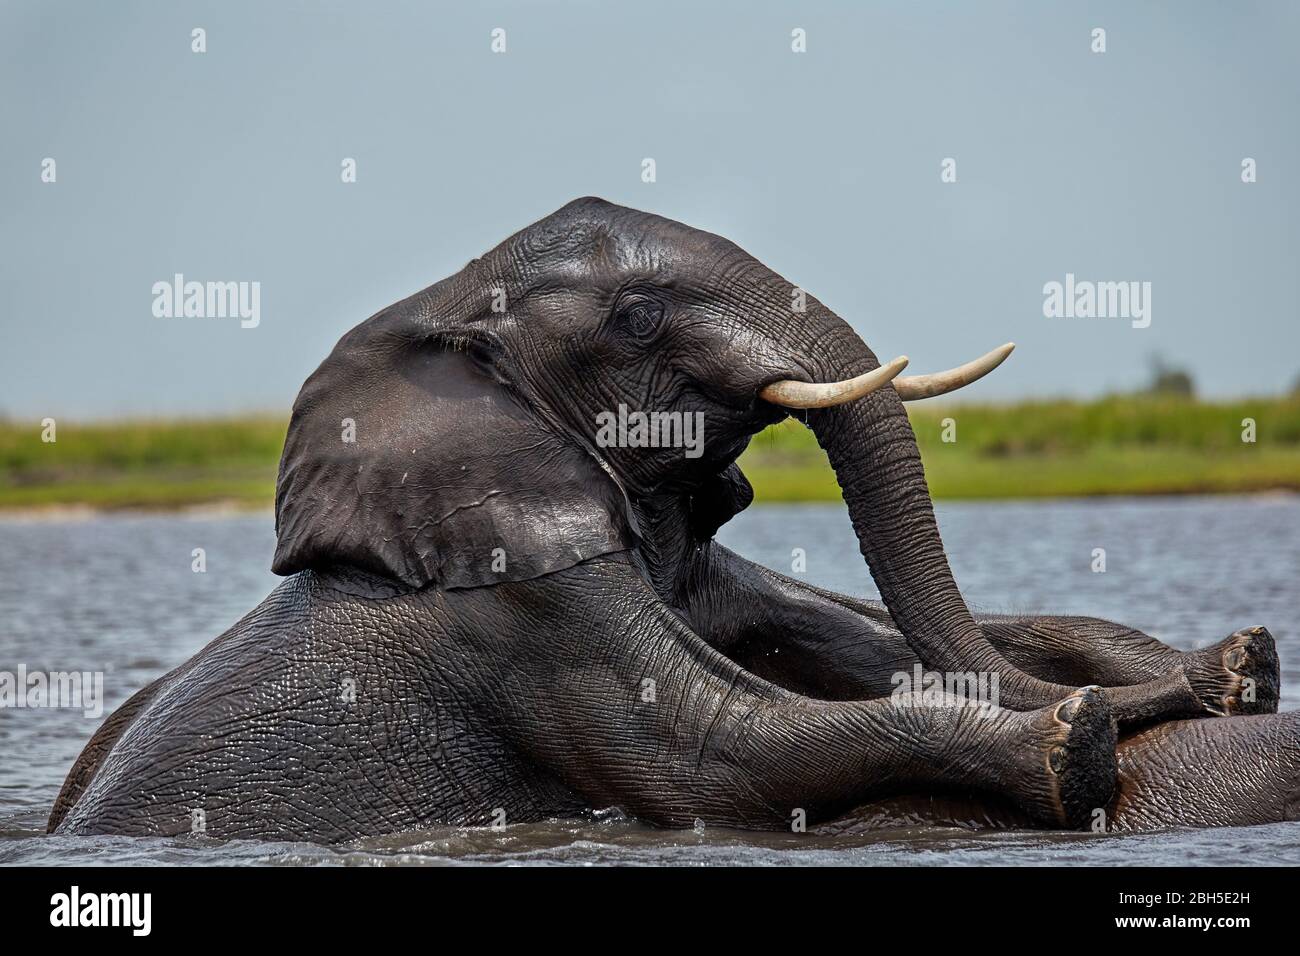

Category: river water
[2, 496, 1298, 865]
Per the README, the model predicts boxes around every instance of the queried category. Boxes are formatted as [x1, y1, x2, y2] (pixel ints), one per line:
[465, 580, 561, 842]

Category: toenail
[1223, 696, 1238, 712]
[1251, 626, 1265, 635]
[1056, 697, 1082, 722]
[1225, 648, 1246, 670]
[1049, 747, 1066, 774]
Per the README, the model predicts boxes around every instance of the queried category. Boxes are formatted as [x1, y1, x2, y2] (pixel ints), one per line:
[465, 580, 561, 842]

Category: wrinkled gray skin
[50, 199, 1297, 841]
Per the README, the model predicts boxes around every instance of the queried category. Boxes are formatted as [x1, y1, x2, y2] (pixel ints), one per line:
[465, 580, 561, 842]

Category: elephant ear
[272, 287, 638, 590]
[689, 462, 754, 541]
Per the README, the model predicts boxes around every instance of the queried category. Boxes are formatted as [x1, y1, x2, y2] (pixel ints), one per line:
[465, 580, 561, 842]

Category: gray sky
[2, 0, 1297, 418]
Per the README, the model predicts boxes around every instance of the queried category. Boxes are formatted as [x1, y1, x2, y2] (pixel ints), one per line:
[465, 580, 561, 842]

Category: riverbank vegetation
[2, 396, 1298, 510]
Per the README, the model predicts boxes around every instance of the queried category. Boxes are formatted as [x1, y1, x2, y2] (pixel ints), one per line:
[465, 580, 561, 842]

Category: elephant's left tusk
[893, 342, 1015, 401]
[759, 356, 909, 409]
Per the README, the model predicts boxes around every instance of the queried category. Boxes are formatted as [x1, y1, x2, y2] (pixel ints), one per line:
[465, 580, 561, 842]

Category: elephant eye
[616, 299, 664, 340]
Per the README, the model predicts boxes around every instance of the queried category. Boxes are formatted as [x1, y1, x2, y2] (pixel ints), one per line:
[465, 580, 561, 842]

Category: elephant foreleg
[690, 544, 1279, 721]
[978, 615, 1278, 714]
[978, 615, 1185, 685]
[462, 557, 1118, 830]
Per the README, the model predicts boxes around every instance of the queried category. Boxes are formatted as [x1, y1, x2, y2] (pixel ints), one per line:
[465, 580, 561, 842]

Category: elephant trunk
[792, 327, 1071, 711]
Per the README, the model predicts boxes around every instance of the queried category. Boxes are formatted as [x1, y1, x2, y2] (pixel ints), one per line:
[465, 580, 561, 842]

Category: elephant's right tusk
[759, 356, 910, 409]
[893, 342, 1015, 402]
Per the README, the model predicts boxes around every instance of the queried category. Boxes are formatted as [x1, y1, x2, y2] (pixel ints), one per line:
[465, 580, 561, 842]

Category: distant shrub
[1145, 357, 1195, 397]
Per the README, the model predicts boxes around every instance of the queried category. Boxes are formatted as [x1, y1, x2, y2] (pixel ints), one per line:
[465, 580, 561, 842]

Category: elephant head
[273, 197, 1024, 696]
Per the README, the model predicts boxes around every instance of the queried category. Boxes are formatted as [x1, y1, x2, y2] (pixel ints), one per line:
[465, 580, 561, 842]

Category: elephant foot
[1182, 626, 1279, 716]
[1006, 686, 1118, 830]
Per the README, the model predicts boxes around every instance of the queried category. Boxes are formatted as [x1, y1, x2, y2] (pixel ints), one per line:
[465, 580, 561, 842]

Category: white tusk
[759, 356, 910, 409]
[893, 343, 1015, 402]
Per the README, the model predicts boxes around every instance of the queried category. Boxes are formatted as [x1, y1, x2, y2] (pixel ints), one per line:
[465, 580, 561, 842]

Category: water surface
[2, 496, 1297, 865]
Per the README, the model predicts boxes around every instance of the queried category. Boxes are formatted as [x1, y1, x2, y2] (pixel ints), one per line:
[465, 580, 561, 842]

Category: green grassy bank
[2, 396, 1298, 511]
[0, 416, 286, 510]
[745, 396, 1300, 501]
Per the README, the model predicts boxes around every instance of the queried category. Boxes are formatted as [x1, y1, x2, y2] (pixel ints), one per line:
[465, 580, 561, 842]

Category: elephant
[49, 198, 1298, 843]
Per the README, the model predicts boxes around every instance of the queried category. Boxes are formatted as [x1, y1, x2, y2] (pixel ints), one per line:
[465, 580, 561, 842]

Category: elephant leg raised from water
[689, 544, 1280, 720]
[980, 617, 1278, 717]
[468, 556, 1118, 830]
[681, 544, 1298, 830]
